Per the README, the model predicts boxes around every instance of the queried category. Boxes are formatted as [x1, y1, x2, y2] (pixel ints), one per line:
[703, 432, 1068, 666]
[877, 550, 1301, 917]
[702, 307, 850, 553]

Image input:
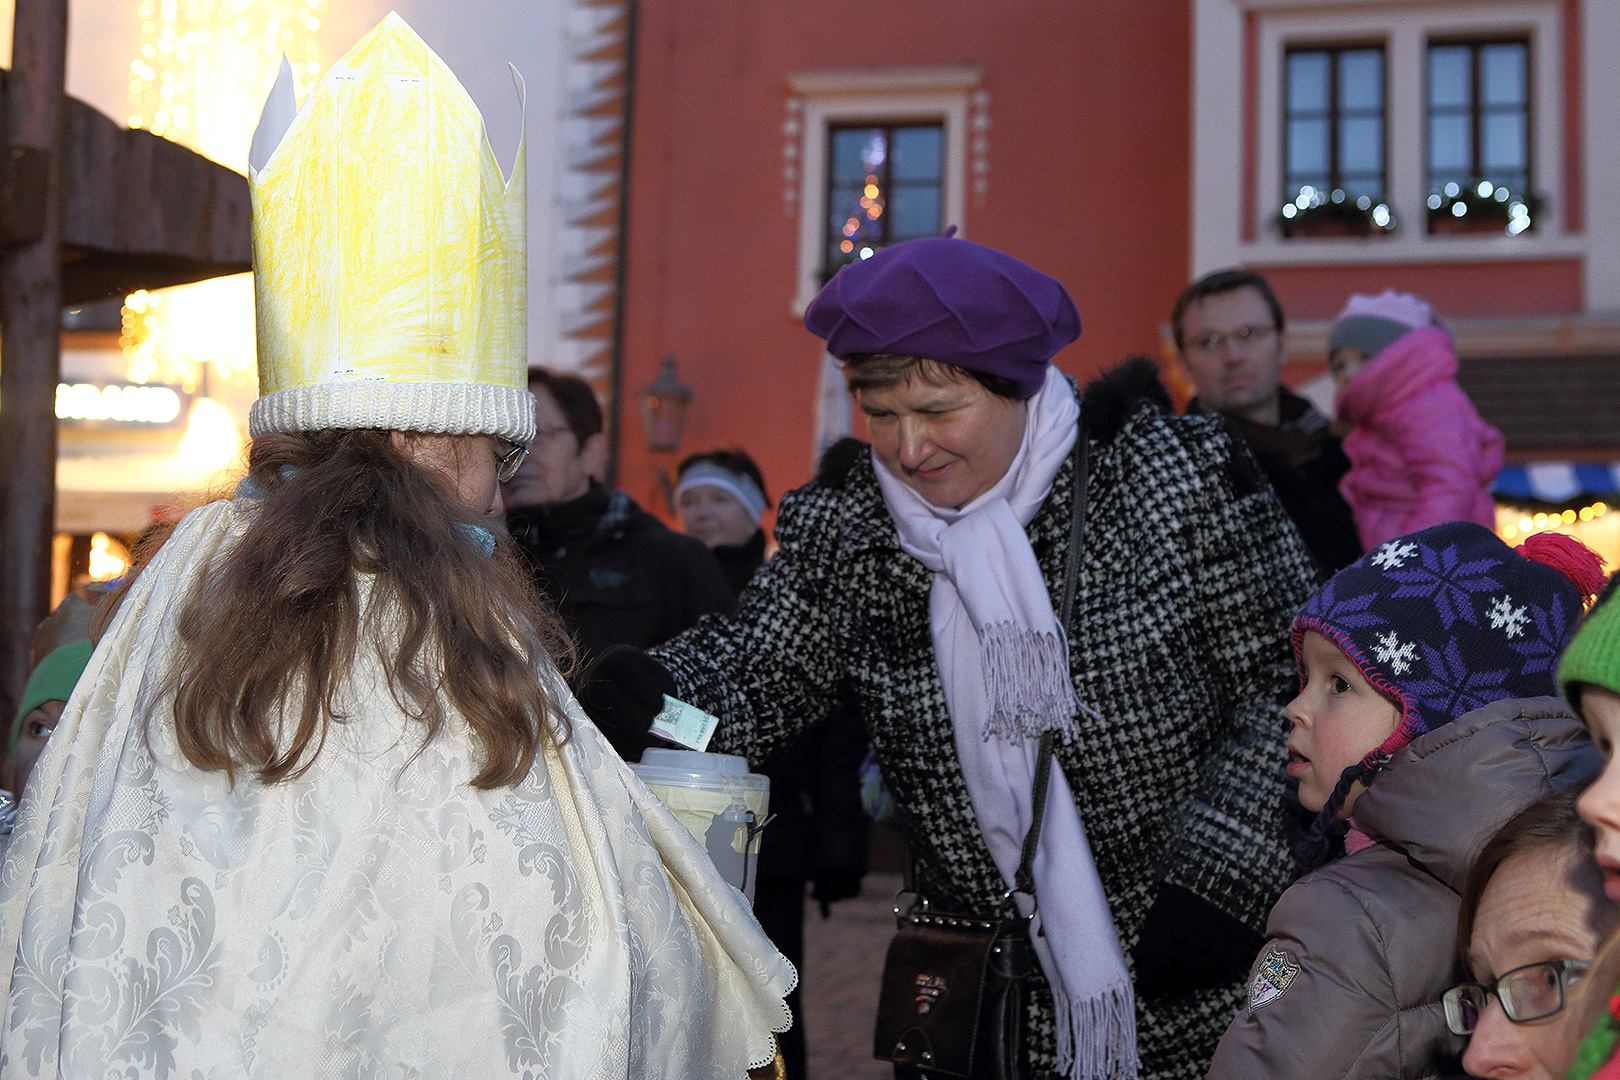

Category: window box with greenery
[1281, 45, 1390, 241]
[1278, 185, 1396, 238]
[1427, 40, 1536, 236]
[1426, 179, 1540, 235]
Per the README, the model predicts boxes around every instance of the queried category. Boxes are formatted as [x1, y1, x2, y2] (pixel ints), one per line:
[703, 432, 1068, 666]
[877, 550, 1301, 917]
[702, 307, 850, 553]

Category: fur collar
[1079, 356, 1172, 444]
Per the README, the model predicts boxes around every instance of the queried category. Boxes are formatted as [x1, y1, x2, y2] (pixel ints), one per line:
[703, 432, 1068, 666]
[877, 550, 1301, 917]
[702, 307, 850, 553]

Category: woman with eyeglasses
[1449, 786, 1618, 1079]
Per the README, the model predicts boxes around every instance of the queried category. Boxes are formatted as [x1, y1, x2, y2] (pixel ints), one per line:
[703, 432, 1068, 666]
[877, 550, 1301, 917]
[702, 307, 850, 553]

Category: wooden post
[0, 0, 70, 738]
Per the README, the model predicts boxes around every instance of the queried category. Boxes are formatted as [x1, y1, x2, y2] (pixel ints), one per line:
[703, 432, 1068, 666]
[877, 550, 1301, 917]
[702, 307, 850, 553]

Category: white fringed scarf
[873, 365, 1139, 1079]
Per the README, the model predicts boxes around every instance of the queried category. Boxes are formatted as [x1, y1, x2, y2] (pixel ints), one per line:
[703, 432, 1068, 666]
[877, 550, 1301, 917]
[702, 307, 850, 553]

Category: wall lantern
[638, 354, 693, 453]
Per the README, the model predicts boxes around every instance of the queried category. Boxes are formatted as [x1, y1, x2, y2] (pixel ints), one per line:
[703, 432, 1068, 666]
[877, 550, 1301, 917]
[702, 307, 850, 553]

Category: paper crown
[246, 13, 533, 443]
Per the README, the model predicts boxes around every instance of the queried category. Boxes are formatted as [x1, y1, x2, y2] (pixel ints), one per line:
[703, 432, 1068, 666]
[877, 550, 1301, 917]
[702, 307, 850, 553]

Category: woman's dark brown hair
[167, 429, 574, 790]
[1457, 783, 1619, 1076]
[1457, 784, 1609, 963]
[528, 367, 603, 447]
[840, 352, 1027, 400]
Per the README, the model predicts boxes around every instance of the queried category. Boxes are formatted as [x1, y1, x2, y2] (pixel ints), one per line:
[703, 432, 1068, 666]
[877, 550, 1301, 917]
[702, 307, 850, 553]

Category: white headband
[675, 462, 767, 525]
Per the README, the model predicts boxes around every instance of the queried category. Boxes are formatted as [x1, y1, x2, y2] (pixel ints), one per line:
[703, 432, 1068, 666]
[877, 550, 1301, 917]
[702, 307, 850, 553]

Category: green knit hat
[1561, 572, 1620, 716]
[10, 639, 92, 756]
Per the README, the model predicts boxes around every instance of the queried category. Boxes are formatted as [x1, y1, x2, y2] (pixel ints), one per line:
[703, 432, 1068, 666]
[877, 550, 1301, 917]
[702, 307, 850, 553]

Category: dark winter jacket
[711, 529, 769, 599]
[1208, 696, 1600, 1080]
[1191, 386, 1362, 575]
[711, 528, 870, 885]
[654, 362, 1320, 1080]
[507, 483, 734, 660]
[752, 699, 869, 883]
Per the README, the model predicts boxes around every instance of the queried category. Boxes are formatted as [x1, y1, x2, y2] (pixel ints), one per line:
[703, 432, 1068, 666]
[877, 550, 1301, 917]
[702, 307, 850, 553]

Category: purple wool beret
[804, 237, 1081, 398]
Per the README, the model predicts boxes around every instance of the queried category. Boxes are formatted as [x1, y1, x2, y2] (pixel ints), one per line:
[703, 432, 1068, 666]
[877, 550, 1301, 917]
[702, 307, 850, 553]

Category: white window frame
[1194, 0, 1580, 273]
[786, 66, 977, 315]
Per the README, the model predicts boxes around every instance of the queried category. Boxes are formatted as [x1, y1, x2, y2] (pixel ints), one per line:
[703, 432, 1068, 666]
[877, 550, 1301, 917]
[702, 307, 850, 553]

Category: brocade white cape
[0, 497, 795, 1078]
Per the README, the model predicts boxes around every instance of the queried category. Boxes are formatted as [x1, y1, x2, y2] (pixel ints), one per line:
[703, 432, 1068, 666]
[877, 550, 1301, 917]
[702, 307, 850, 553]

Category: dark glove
[1130, 883, 1263, 998]
[810, 867, 864, 917]
[572, 645, 677, 762]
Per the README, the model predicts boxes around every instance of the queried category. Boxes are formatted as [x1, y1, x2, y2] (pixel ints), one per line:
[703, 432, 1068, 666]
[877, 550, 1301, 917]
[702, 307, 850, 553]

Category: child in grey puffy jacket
[1207, 522, 1607, 1079]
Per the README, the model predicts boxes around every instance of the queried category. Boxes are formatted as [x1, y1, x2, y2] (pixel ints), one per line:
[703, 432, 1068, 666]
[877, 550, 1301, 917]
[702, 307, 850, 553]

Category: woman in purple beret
[579, 236, 1318, 1080]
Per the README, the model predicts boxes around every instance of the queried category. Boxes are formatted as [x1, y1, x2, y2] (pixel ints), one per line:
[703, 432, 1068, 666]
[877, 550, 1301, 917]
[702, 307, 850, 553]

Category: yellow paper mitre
[246, 13, 532, 442]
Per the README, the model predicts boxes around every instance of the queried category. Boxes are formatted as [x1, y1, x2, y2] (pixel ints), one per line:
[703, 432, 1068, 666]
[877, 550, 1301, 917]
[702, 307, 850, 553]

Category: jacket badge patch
[1247, 947, 1299, 1012]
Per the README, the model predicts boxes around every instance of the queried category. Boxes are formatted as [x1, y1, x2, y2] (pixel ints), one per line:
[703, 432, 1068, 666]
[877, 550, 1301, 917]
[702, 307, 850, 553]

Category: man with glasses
[502, 367, 733, 658]
[1172, 267, 1362, 574]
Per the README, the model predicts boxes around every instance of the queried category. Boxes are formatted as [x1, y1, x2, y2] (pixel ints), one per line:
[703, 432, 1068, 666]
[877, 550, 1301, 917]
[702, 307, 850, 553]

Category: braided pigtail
[1295, 760, 1379, 870]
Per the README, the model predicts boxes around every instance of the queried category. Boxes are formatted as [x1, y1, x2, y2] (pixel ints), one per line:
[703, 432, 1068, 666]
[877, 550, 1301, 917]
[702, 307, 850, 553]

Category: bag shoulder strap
[1012, 416, 1088, 901]
[902, 411, 1091, 908]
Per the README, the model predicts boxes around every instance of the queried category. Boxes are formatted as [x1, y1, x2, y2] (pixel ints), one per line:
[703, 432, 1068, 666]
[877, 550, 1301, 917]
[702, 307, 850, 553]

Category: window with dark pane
[1426, 39, 1532, 232]
[1282, 45, 1389, 228]
[824, 122, 943, 280]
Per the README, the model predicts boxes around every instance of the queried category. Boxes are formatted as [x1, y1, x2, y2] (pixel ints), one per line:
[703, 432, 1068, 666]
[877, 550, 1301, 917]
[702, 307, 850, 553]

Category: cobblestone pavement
[801, 871, 902, 1080]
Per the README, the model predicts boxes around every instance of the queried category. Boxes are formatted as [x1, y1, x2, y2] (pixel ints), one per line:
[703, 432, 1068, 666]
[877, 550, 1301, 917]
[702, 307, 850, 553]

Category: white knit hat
[245, 14, 533, 443]
[1328, 289, 1452, 360]
[1335, 289, 1437, 332]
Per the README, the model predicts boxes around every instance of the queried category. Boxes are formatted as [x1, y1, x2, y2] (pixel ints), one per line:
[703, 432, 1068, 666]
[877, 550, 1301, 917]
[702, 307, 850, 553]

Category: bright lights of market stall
[176, 396, 245, 474]
[54, 383, 183, 424]
[87, 533, 128, 581]
[1501, 501, 1612, 539]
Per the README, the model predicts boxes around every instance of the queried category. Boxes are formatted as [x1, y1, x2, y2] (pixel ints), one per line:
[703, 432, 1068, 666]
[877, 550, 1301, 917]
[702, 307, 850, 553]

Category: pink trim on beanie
[1291, 615, 1421, 769]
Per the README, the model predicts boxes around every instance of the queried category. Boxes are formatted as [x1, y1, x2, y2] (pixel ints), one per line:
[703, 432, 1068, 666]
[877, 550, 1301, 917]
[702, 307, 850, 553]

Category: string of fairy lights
[1500, 501, 1611, 541]
[121, 0, 325, 393]
[835, 133, 887, 264]
[126, 0, 323, 162]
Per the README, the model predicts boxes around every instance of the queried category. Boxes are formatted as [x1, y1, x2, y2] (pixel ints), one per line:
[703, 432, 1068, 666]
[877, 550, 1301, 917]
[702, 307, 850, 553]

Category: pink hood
[1337, 326, 1456, 425]
[1335, 325, 1503, 549]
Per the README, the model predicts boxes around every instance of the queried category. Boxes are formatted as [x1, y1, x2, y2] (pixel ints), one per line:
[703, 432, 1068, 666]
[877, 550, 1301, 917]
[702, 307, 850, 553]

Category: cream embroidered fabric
[0, 497, 794, 1078]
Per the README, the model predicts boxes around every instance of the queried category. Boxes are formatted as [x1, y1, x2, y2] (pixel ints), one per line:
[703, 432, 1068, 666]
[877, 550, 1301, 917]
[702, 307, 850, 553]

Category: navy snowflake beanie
[1292, 520, 1604, 866]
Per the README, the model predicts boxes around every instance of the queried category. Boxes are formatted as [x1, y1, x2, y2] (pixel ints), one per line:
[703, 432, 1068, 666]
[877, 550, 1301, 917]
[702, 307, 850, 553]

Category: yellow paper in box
[645, 784, 770, 856]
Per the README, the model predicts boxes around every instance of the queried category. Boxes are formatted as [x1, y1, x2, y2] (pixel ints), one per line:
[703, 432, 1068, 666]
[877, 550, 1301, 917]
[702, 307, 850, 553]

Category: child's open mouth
[1285, 747, 1309, 778]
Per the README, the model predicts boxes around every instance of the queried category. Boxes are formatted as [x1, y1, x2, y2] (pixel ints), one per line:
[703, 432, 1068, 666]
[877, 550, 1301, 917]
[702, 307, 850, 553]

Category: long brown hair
[170, 429, 573, 789]
[1571, 927, 1620, 1071]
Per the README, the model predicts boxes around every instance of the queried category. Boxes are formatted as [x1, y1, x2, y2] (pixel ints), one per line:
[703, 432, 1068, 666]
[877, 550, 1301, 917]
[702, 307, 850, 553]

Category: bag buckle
[892, 888, 929, 927]
[1000, 886, 1037, 924]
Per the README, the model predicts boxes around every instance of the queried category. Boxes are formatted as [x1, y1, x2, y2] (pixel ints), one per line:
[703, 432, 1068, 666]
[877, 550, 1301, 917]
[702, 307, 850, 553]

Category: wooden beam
[57, 87, 251, 302]
[0, 0, 69, 744]
[0, 70, 252, 305]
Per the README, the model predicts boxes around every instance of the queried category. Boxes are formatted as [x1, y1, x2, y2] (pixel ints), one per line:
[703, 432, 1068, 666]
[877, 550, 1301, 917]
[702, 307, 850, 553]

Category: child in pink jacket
[1327, 290, 1503, 550]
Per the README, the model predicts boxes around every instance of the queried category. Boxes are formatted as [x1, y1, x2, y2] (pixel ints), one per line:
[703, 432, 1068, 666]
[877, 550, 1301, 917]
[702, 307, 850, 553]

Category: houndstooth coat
[655, 361, 1319, 1078]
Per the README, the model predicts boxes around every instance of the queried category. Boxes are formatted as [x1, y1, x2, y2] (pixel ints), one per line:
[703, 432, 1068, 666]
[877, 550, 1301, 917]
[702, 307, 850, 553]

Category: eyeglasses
[495, 439, 529, 483]
[1442, 959, 1590, 1035]
[1186, 324, 1278, 356]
